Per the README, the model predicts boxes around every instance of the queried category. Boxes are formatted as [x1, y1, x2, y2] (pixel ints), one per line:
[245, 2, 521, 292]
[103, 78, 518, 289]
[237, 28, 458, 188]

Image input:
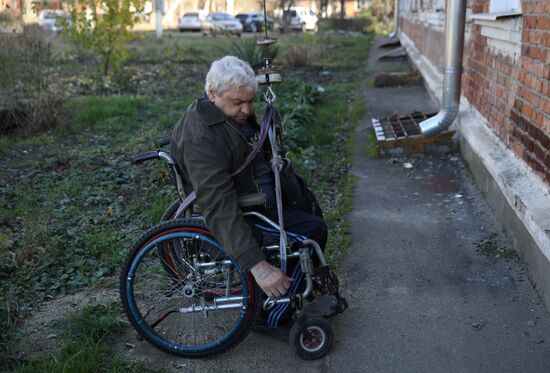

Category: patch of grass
[325, 173, 357, 264]
[475, 234, 517, 260]
[350, 95, 367, 123]
[127, 31, 227, 64]
[288, 82, 366, 263]
[71, 96, 144, 131]
[13, 304, 153, 373]
[1, 33, 372, 369]
[63, 303, 126, 341]
[366, 129, 380, 158]
[0, 136, 12, 157]
[0, 93, 185, 339]
[277, 34, 372, 68]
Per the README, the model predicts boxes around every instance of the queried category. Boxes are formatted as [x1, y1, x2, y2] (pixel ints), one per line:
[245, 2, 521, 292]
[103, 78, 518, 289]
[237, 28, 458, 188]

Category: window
[433, 0, 445, 11]
[469, 0, 523, 60]
[490, 0, 521, 13]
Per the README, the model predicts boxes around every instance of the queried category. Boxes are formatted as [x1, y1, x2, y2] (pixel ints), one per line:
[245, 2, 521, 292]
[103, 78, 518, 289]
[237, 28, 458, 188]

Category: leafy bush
[0, 25, 70, 136]
[62, 0, 147, 75]
[276, 79, 324, 151]
[225, 38, 279, 69]
[281, 44, 323, 67]
[357, 1, 394, 35]
[318, 17, 370, 32]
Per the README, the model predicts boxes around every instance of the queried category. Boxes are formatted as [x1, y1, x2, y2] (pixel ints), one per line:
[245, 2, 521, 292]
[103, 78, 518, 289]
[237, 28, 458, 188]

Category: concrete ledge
[400, 30, 550, 308]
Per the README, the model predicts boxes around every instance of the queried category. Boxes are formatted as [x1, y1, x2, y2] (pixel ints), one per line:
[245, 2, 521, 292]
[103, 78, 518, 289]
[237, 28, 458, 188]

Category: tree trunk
[103, 56, 110, 76]
[340, 0, 345, 28]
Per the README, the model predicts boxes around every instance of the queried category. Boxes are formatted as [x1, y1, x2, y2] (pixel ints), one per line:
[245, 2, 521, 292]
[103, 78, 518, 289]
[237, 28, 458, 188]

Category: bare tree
[279, 0, 295, 33]
[318, 0, 328, 17]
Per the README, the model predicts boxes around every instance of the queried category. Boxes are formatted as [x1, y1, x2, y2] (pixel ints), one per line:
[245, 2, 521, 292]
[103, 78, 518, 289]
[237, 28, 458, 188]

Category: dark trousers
[246, 208, 327, 251]
[246, 208, 328, 327]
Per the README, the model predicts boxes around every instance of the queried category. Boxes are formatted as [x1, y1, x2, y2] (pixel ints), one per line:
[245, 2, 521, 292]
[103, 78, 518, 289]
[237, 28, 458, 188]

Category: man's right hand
[250, 260, 293, 299]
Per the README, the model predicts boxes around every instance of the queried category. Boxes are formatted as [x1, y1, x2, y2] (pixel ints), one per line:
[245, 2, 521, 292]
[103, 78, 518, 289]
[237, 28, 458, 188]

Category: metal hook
[264, 85, 277, 104]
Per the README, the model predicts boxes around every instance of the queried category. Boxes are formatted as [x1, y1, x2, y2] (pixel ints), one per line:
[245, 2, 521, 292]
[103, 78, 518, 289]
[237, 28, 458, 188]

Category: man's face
[207, 85, 256, 124]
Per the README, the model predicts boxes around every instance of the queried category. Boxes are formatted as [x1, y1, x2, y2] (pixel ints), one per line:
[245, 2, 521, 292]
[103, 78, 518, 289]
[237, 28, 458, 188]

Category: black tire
[159, 199, 181, 222]
[157, 199, 187, 277]
[290, 316, 333, 360]
[120, 218, 261, 357]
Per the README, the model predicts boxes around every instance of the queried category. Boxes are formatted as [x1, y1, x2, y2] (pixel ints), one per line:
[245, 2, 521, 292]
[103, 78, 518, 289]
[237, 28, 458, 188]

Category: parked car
[37, 9, 71, 33]
[280, 7, 318, 32]
[203, 12, 243, 36]
[235, 12, 273, 33]
[178, 11, 207, 32]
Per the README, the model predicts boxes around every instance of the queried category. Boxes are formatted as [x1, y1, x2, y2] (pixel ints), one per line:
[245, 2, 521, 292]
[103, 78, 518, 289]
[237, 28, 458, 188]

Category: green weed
[1, 33, 372, 370]
[475, 235, 517, 260]
[0, 136, 11, 157]
[14, 304, 153, 373]
[225, 37, 279, 67]
[366, 129, 380, 158]
[72, 96, 144, 130]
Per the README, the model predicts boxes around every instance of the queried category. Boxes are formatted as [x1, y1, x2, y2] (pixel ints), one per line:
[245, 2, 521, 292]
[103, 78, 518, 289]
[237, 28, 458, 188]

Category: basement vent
[372, 112, 457, 155]
[373, 111, 436, 141]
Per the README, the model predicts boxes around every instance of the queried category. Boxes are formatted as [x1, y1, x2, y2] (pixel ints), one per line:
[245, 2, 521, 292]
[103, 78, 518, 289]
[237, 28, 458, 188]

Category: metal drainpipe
[389, 0, 399, 38]
[419, 0, 467, 137]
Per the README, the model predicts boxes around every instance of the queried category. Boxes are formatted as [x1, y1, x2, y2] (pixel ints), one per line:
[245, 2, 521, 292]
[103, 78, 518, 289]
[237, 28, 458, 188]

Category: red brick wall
[402, 1, 550, 184]
[401, 16, 446, 70]
[463, 0, 550, 184]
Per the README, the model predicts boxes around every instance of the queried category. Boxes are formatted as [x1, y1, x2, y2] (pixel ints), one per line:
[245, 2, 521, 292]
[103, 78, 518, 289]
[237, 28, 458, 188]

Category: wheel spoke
[121, 222, 258, 355]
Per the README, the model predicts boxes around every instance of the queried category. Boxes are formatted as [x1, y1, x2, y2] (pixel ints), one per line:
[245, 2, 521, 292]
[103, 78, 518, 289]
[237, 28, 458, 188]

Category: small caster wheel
[289, 317, 333, 360]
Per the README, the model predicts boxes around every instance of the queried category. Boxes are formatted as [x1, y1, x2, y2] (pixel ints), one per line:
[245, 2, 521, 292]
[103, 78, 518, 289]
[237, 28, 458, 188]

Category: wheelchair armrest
[132, 150, 159, 164]
[158, 137, 171, 147]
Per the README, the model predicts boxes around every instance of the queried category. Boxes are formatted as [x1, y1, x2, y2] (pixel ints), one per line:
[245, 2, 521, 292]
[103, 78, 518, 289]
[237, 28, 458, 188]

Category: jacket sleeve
[182, 133, 265, 272]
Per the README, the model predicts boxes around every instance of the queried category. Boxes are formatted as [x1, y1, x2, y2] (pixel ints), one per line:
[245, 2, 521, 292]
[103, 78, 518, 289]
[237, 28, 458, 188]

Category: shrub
[281, 44, 322, 67]
[0, 25, 70, 136]
[276, 79, 324, 151]
[318, 17, 370, 32]
[357, 2, 394, 35]
[225, 38, 279, 69]
[62, 0, 147, 75]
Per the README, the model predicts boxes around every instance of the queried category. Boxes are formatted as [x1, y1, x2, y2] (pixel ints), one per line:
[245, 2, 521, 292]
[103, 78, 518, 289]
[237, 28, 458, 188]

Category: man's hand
[250, 260, 293, 299]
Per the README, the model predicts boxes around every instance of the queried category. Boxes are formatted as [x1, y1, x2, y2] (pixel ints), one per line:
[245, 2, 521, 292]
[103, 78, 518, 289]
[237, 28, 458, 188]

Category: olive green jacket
[170, 97, 267, 271]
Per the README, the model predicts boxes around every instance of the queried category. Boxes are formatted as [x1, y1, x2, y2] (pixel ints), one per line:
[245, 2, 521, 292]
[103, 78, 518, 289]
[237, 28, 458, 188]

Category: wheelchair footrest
[298, 294, 348, 320]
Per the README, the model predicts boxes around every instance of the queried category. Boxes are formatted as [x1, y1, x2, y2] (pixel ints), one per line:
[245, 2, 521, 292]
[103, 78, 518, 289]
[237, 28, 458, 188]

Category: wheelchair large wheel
[120, 218, 260, 357]
[159, 199, 181, 222]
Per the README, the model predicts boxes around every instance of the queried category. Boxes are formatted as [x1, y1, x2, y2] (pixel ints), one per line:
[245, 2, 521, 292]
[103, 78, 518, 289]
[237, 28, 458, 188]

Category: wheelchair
[120, 44, 348, 360]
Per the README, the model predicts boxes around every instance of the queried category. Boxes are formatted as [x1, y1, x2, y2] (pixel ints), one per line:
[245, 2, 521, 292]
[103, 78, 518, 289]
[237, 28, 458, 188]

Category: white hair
[205, 56, 258, 96]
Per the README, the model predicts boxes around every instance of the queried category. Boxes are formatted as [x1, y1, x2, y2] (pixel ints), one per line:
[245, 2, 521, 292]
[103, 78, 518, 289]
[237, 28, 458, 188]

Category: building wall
[399, 0, 550, 185]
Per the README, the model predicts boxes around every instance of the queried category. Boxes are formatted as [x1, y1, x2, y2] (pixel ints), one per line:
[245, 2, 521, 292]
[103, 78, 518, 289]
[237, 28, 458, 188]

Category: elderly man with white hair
[170, 56, 327, 328]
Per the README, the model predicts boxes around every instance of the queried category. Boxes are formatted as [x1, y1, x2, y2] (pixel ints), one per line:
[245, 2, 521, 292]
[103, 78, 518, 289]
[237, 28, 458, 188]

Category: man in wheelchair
[170, 56, 328, 329]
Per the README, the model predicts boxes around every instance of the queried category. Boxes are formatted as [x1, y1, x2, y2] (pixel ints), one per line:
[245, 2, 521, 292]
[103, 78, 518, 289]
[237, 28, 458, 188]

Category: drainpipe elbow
[419, 105, 459, 138]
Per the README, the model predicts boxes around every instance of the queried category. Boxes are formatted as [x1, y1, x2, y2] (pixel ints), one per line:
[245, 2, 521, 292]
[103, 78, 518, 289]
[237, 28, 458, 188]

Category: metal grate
[377, 46, 408, 61]
[372, 111, 437, 141]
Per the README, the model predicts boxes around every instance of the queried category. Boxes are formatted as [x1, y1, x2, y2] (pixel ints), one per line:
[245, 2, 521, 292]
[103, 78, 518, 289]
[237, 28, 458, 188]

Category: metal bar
[178, 302, 242, 314]
[393, 116, 406, 138]
[388, 117, 398, 139]
[214, 296, 243, 304]
[242, 211, 280, 231]
[197, 260, 233, 268]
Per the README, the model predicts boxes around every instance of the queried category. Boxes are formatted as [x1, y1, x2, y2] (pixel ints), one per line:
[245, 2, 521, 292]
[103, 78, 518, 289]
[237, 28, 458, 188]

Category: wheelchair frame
[122, 50, 347, 360]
